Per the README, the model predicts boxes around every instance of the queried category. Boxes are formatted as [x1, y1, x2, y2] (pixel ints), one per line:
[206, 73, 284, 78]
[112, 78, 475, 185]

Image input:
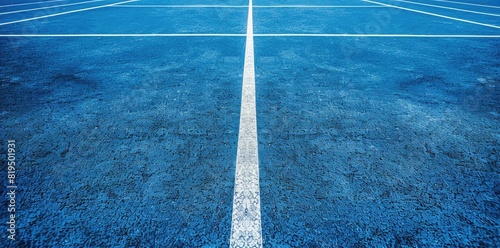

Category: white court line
[0, 33, 246, 36]
[254, 33, 500, 37]
[363, 0, 500, 28]
[0, 0, 137, 26]
[0, 0, 64, 8]
[0, 33, 499, 37]
[0, 0, 104, 16]
[111, 5, 248, 8]
[230, 0, 262, 247]
[110, 5, 387, 8]
[253, 5, 388, 8]
[395, 0, 500, 17]
[431, 0, 500, 9]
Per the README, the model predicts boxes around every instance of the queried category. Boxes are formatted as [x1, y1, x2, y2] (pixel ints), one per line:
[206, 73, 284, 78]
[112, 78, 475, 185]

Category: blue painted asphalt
[0, 0, 499, 246]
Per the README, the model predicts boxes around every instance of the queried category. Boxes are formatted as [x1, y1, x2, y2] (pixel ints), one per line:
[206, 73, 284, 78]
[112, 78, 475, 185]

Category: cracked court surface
[0, 0, 499, 246]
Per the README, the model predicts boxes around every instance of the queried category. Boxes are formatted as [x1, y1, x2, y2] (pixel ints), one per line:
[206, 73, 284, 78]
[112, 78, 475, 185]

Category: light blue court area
[0, 36, 245, 246]
[255, 37, 500, 246]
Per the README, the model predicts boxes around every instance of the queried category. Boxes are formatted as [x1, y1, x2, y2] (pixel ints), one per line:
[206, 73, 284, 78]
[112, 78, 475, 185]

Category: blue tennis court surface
[0, 0, 498, 247]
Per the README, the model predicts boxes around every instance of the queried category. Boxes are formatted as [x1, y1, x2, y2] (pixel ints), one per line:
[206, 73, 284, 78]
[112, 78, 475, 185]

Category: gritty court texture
[0, 0, 499, 247]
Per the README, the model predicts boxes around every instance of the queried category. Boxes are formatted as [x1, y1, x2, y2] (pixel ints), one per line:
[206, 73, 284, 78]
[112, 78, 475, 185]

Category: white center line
[0, 0, 137, 26]
[363, 0, 500, 29]
[0, 0, 64, 8]
[230, 0, 262, 247]
[395, 0, 500, 17]
[0, 0, 104, 16]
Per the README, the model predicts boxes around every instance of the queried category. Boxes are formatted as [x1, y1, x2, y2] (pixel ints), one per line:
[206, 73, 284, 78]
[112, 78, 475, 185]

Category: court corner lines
[230, 0, 263, 247]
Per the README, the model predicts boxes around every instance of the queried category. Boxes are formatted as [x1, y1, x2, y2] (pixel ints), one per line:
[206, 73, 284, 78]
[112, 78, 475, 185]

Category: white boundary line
[111, 4, 248, 8]
[253, 5, 388, 8]
[111, 4, 388, 8]
[0, 0, 64, 8]
[0, 0, 137, 26]
[395, 0, 500, 17]
[0, 34, 499, 37]
[363, 0, 500, 29]
[254, 33, 500, 37]
[0, 0, 104, 16]
[0, 33, 246, 37]
[431, 0, 500, 9]
[230, 0, 263, 247]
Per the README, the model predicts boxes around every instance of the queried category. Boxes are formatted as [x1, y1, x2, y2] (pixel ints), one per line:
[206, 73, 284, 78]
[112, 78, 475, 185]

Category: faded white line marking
[230, 0, 262, 247]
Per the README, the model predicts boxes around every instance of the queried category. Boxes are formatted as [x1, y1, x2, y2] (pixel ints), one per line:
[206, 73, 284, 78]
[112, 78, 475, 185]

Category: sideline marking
[395, 0, 500, 17]
[0, 34, 499, 38]
[0, 0, 64, 8]
[363, 0, 500, 29]
[0, 0, 137, 26]
[230, 0, 262, 247]
[0, 0, 104, 16]
[432, 0, 500, 9]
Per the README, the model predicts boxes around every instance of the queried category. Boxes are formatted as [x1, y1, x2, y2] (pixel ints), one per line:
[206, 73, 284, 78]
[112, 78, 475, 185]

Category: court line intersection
[0, 0, 499, 247]
[395, 0, 500, 17]
[0, 0, 105, 16]
[431, 0, 500, 9]
[0, 0, 138, 26]
[363, 0, 500, 28]
[0, 0, 64, 8]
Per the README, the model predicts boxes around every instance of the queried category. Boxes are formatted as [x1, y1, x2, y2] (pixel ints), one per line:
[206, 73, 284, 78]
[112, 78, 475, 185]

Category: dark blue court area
[0, 0, 499, 247]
